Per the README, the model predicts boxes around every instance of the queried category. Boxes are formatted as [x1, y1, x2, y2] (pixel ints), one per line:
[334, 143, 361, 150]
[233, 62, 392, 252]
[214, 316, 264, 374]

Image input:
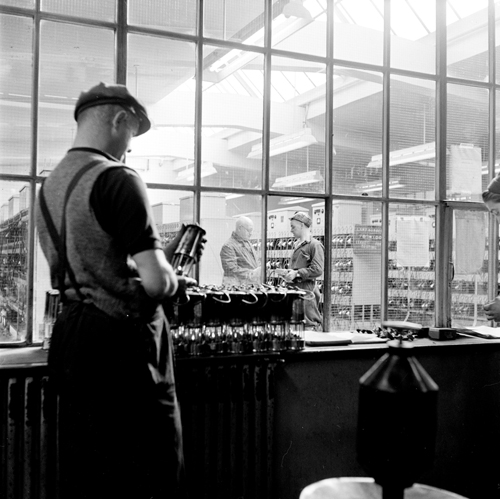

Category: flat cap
[290, 211, 312, 227]
[74, 82, 151, 136]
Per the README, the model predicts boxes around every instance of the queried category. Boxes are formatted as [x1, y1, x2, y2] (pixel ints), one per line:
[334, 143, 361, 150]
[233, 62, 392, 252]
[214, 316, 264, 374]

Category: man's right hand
[484, 296, 500, 322]
[250, 266, 261, 281]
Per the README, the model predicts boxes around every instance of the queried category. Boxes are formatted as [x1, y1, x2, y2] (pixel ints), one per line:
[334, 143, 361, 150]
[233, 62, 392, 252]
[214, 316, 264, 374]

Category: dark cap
[74, 82, 151, 136]
[290, 211, 312, 227]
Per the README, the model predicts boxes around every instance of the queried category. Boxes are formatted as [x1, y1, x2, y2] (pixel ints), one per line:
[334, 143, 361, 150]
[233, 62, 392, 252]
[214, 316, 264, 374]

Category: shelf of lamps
[329, 296, 352, 306]
[451, 293, 488, 305]
[268, 250, 293, 258]
[389, 289, 435, 301]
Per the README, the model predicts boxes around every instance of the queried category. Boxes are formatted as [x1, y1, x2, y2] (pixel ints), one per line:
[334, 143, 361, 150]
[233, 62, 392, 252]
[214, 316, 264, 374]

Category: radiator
[0, 358, 276, 499]
[0, 369, 58, 499]
[177, 359, 277, 499]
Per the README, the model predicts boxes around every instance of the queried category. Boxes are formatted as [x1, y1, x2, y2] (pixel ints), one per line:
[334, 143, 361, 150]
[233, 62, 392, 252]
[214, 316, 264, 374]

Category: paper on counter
[457, 326, 500, 339]
[305, 331, 387, 346]
[305, 332, 353, 346]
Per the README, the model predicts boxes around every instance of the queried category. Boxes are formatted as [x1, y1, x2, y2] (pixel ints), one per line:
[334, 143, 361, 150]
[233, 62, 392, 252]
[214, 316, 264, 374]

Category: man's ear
[112, 109, 128, 130]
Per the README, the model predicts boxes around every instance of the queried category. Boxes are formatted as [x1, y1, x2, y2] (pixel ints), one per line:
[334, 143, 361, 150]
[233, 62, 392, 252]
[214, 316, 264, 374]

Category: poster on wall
[353, 225, 382, 254]
[454, 211, 486, 275]
[449, 144, 482, 199]
[396, 216, 430, 268]
[352, 225, 382, 305]
[352, 252, 382, 305]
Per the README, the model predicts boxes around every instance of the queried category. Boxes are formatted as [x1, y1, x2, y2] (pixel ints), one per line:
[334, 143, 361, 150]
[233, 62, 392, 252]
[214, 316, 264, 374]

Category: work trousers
[49, 301, 185, 499]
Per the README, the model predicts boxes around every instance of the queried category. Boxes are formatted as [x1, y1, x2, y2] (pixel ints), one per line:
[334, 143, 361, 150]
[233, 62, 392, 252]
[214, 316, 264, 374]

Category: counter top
[0, 346, 49, 370]
[1, 333, 500, 369]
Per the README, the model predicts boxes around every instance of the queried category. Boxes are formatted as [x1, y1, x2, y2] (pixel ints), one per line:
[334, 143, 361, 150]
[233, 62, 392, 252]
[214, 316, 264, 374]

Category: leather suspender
[38, 160, 101, 302]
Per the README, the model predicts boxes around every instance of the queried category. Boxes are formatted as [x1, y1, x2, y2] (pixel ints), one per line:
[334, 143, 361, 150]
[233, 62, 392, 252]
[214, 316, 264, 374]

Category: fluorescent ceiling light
[272, 170, 323, 189]
[279, 196, 309, 205]
[283, 0, 313, 21]
[209, 49, 243, 73]
[367, 142, 436, 168]
[225, 193, 244, 200]
[356, 178, 404, 193]
[208, 11, 313, 75]
[247, 128, 318, 159]
[176, 162, 217, 182]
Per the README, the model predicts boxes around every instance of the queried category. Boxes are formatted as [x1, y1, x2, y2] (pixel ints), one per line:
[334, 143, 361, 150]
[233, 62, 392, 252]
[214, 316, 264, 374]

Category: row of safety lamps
[165, 224, 307, 356]
[164, 285, 307, 356]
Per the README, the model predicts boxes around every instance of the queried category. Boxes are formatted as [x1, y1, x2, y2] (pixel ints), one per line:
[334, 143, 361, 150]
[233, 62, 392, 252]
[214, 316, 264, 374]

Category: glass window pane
[127, 35, 196, 186]
[451, 209, 488, 327]
[0, 180, 30, 344]
[496, 88, 500, 180]
[201, 47, 263, 189]
[38, 21, 115, 175]
[148, 187, 194, 240]
[391, 0, 436, 74]
[273, 0, 326, 57]
[41, 0, 116, 22]
[200, 192, 262, 288]
[331, 200, 382, 330]
[334, 0, 384, 66]
[386, 203, 435, 327]
[0, 14, 33, 175]
[447, 0, 488, 81]
[269, 55, 326, 195]
[128, 0, 197, 35]
[267, 195, 324, 330]
[332, 68, 383, 196]
[204, 0, 265, 44]
[447, 84, 488, 202]
[389, 75, 436, 200]
[496, 1, 500, 84]
[0, 0, 33, 6]
[35, 236, 51, 344]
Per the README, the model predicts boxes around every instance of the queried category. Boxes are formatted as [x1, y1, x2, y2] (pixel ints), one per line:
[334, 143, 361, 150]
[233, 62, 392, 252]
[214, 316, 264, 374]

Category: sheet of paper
[449, 144, 482, 198]
[396, 216, 430, 268]
[459, 326, 500, 339]
[455, 211, 486, 275]
[353, 252, 381, 305]
[305, 331, 353, 345]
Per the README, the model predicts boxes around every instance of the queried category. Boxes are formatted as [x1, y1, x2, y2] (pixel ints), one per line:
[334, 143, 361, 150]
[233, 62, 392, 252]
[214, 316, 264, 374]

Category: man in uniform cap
[283, 211, 324, 331]
[36, 82, 193, 499]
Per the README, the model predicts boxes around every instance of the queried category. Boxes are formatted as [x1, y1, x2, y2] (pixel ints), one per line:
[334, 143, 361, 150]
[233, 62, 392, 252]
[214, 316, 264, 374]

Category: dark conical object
[357, 339, 438, 499]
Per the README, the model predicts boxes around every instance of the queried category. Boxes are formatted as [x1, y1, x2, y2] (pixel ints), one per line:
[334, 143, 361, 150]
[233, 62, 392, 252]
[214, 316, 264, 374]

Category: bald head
[235, 216, 254, 240]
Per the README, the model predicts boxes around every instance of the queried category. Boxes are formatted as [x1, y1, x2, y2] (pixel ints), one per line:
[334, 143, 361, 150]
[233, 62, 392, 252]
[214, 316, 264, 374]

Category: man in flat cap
[36, 82, 193, 499]
[283, 211, 324, 331]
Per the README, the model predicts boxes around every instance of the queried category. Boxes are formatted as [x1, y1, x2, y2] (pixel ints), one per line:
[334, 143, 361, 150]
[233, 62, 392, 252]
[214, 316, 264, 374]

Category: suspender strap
[38, 160, 102, 302]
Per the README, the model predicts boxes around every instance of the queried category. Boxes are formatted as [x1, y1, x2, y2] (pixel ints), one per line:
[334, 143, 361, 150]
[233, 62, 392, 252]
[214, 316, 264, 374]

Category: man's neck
[297, 233, 311, 244]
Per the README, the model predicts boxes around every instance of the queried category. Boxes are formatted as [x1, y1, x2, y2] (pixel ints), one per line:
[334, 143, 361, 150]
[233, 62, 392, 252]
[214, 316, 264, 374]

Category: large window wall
[0, 0, 499, 343]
